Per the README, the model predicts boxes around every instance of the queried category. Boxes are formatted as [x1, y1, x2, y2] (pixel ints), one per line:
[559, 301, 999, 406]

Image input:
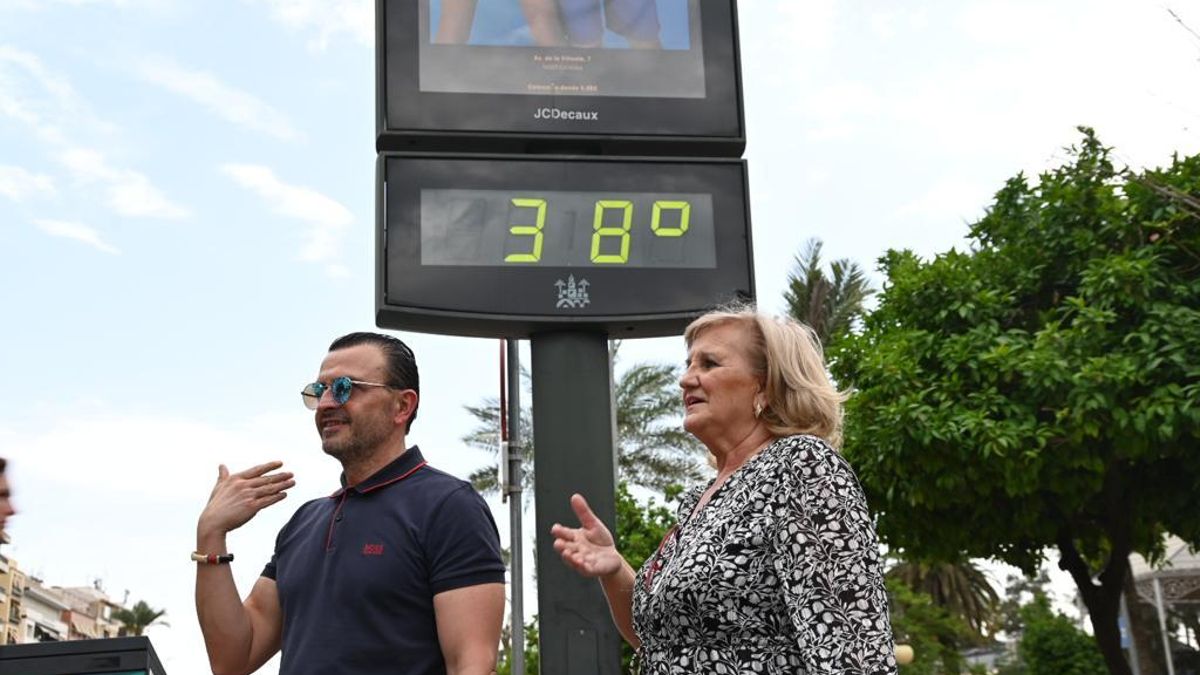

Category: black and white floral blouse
[631, 434, 897, 674]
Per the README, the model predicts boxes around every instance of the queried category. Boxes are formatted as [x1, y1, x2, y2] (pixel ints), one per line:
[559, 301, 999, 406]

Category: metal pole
[531, 331, 620, 675]
[1154, 578, 1175, 675]
[506, 338, 525, 675]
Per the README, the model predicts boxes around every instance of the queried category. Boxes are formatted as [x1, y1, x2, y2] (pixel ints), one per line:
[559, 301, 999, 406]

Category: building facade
[0, 534, 131, 643]
[0, 532, 26, 645]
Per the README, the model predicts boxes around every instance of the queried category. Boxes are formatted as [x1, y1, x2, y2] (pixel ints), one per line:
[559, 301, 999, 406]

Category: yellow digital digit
[590, 199, 632, 264]
[505, 198, 546, 263]
[651, 200, 691, 237]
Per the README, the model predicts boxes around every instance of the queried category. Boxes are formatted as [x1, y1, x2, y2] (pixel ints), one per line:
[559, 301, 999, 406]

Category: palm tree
[887, 559, 1000, 640]
[463, 363, 533, 496]
[783, 238, 874, 347]
[112, 600, 169, 636]
[611, 360, 707, 494]
[464, 346, 707, 497]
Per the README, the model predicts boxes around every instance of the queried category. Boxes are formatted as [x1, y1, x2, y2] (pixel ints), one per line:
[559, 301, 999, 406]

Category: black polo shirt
[262, 446, 506, 675]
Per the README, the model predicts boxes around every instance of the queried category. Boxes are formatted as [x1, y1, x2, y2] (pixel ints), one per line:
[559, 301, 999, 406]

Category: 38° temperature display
[421, 189, 716, 268]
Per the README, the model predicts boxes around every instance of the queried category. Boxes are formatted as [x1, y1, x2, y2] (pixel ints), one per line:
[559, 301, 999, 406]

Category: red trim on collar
[328, 455, 428, 498]
[358, 461, 427, 493]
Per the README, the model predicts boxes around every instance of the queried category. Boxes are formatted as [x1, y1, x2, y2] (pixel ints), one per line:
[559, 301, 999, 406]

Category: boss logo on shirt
[362, 543, 385, 556]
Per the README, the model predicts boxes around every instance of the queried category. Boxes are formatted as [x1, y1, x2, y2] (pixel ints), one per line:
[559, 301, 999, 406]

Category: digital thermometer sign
[377, 154, 753, 338]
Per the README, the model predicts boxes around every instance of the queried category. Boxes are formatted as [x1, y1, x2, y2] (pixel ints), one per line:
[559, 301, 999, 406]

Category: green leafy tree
[995, 570, 1053, 640]
[887, 560, 999, 640]
[464, 351, 707, 497]
[1017, 596, 1107, 675]
[112, 600, 168, 636]
[784, 237, 875, 348]
[993, 571, 1053, 675]
[832, 129, 1200, 674]
[887, 577, 976, 674]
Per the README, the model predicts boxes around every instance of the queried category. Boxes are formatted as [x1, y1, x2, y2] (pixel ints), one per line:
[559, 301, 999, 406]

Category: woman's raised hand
[551, 493, 625, 578]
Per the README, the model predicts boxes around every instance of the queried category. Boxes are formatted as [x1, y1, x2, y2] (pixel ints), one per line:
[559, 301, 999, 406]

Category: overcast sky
[2, 1, 1199, 672]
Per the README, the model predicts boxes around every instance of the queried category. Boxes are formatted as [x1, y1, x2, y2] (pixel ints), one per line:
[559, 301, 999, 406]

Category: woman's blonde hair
[684, 306, 848, 448]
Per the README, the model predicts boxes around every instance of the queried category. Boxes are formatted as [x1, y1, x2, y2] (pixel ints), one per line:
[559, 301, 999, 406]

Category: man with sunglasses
[194, 332, 506, 675]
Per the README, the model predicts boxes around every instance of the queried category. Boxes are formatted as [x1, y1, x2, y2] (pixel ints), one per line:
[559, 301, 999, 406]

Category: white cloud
[868, 9, 929, 40]
[35, 218, 121, 254]
[247, 0, 373, 50]
[763, 0, 1200, 175]
[221, 163, 353, 272]
[737, 0, 839, 94]
[0, 0, 135, 7]
[799, 81, 880, 142]
[0, 164, 54, 201]
[8, 411, 329, 502]
[896, 176, 992, 224]
[0, 45, 87, 145]
[956, 0, 1065, 47]
[0, 47, 190, 219]
[139, 59, 301, 141]
[59, 148, 190, 219]
[775, 0, 838, 55]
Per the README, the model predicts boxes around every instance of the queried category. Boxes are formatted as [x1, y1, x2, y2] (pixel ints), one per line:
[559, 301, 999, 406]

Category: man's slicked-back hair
[328, 332, 420, 431]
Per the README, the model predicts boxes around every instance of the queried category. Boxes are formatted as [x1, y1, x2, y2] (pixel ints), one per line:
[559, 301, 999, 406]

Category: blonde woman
[552, 308, 897, 674]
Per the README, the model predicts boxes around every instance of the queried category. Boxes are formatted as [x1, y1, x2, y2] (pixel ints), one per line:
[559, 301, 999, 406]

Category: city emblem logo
[555, 275, 590, 308]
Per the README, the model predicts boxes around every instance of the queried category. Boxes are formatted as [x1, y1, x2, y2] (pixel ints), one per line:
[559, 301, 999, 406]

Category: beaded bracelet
[191, 552, 235, 565]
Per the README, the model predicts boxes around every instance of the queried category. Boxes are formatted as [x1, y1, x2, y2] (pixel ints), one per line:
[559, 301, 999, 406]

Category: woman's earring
[754, 401, 764, 418]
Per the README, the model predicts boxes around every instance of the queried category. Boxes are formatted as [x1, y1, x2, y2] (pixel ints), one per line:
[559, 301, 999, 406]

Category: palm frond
[462, 355, 708, 499]
[784, 237, 875, 346]
[887, 559, 1000, 638]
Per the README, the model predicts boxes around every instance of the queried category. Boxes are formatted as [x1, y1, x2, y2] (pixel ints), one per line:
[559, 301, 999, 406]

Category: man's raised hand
[198, 461, 295, 537]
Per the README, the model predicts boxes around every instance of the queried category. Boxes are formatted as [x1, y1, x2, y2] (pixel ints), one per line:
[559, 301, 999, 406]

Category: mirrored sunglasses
[300, 376, 392, 410]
